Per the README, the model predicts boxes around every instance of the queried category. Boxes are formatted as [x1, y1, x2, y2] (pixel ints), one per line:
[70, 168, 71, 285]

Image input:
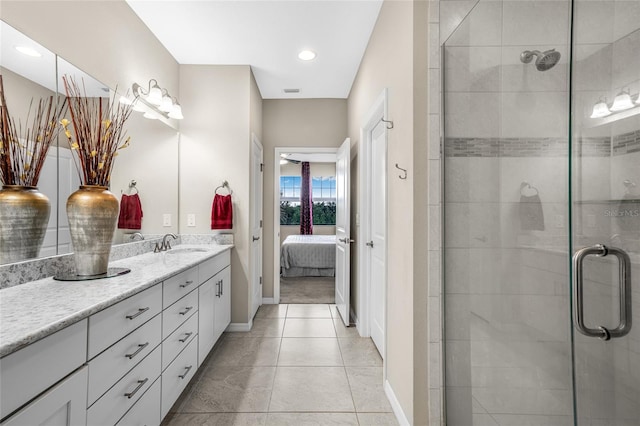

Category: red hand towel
[118, 193, 143, 229]
[211, 194, 233, 230]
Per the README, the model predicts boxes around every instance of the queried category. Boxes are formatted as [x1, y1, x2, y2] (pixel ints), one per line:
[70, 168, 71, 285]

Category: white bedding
[280, 235, 336, 277]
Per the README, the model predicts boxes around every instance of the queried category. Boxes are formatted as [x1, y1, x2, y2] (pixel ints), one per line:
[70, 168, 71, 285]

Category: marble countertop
[0, 244, 233, 358]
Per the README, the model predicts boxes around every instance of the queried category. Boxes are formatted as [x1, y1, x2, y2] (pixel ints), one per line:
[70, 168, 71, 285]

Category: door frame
[250, 133, 264, 319]
[272, 146, 339, 304]
[357, 89, 389, 348]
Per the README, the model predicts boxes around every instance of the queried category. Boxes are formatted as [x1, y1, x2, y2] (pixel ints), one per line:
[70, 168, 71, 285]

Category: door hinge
[260, 220, 263, 228]
[260, 163, 263, 172]
[259, 276, 262, 285]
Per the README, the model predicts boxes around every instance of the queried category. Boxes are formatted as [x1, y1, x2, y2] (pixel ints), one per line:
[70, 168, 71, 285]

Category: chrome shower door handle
[572, 244, 632, 341]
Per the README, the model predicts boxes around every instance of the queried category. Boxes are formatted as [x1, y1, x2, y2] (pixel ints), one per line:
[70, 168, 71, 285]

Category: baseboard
[384, 380, 410, 426]
[226, 320, 253, 332]
[262, 297, 275, 304]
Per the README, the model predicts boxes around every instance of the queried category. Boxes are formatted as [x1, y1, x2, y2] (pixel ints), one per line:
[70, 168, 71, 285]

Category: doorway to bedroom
[274, 147, 339, 304]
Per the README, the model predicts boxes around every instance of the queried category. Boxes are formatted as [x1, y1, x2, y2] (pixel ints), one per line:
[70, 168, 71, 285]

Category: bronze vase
[67, 185, 119, 276]
[0, 185, 51, 264]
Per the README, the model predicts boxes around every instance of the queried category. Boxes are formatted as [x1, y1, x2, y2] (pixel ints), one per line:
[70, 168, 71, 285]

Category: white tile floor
[163, 304, 398, 426]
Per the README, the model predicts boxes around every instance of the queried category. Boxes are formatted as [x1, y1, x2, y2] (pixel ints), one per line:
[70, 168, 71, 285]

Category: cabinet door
[214, 267, 231, 341]
[2, 366, 87, 426]
[198, 278, 216, 367]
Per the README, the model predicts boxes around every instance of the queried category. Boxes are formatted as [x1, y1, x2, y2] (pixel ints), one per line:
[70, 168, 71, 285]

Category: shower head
[520, 49, 561, 71]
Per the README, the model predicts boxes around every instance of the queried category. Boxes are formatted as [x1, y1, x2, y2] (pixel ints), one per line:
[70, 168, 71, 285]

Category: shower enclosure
[442, 1, 639, 425]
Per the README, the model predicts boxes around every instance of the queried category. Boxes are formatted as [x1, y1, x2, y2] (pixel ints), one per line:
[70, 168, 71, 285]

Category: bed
[280, 235, 336, 277]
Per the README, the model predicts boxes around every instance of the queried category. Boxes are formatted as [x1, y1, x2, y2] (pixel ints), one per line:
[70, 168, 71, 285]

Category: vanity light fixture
[15, 45, 41, 57]
[610, 89, 634, 112]
[143, 110, 158, 120]
[128, 79, 184, 120]
[590, 98, 611, 118]
[298, 50, 317, 61]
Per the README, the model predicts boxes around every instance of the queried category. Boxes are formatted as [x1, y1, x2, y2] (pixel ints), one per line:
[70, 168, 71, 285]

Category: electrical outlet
[163, 214, 172, 227]
[187, 214, 196, 227]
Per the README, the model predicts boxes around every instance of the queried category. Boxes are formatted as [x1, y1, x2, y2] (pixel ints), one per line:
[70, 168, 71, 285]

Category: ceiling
[125, 0, 383, 99]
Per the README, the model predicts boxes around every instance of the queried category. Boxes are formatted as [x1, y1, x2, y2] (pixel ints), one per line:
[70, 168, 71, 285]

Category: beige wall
[179, 65, 254, 324]
[262, 99, 348, 299]
[111, 113, 179, 242]
[347, 0, 429, 423]
[1, 1, 179, 98]
[280, 161, 336, 177]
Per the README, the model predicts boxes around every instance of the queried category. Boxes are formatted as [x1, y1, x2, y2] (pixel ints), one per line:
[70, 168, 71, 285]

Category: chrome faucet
[154, 233, 178, 252]
[129, 232, 145, 241]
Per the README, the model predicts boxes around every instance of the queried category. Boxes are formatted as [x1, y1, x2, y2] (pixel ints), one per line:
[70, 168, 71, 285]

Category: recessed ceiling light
[298, 50, 316, 61]
[15, 45, 41, 57]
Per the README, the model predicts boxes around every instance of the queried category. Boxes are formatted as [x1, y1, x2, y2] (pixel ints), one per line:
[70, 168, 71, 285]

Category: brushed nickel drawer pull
[125, 342, 149, 359]
[179, 332, 193, 343]
[178, 365, 193, 379]
[124, 378, 148, 399]
[179, 306, 193, 316]
[125, 307, 149, 320]
[179, 280, 194, 288]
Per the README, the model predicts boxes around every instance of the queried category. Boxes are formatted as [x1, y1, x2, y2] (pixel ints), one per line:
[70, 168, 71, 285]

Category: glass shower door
[571, 1, 640, 424]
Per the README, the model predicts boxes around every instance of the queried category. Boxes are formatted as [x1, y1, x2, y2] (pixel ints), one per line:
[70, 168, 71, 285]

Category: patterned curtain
[300, 162, 313, 235]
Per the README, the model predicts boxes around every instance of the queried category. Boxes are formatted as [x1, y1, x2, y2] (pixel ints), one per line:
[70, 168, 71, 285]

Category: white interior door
[335, 138, 351, 326]
[369, 121, 386, 358]
[250, 135, 263, 319]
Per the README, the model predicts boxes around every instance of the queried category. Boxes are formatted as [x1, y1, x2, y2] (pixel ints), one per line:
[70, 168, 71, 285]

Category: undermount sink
[166, 247, 209, 254]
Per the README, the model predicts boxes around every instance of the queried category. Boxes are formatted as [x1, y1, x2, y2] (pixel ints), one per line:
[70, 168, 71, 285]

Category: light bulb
[147, 83, 162, 106]
[610, 90, 634, 112]
[590, 99, 611, 118]
[168, 104, 184, 120]
[159, 95, 173, 112]
[280, 159, 289, 165]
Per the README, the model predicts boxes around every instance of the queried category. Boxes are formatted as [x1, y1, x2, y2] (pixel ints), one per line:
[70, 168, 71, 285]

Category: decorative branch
[0, 75, 65, 186]
[60, 75, 133, 187]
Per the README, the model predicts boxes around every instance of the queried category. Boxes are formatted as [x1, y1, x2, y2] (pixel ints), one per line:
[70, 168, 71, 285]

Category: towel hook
[520, 181, 538, 196]
[122, 180, 138, 194]
[380, 118, 394, 130]
[215, 180, 233, 195]
[395, 163, 407, 180]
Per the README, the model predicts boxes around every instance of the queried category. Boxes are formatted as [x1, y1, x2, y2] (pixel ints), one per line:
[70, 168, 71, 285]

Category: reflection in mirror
[110, 107, 179, 244]
[0, 20, 180, 266]
[0, 21, 58, 263]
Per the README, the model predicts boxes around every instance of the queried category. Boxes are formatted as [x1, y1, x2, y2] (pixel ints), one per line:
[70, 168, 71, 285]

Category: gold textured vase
[0, 185, 51, 264]
[67, 185, 119, 276]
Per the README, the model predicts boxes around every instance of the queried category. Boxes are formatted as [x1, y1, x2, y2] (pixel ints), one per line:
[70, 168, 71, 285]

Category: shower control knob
[366, 241, 374, 248]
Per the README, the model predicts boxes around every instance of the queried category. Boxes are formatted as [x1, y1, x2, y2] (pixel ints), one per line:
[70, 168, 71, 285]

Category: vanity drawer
[87, 345, 161, 426]
[88, 313, 161, 406]
[115, 376, 161, 426]
[89, 284, 162, 359]
[0, 320, 87, 421]
[163, 266, 199, 308]
[162, 311, 198, 371]
[161, 337, 198, 419]
[199, 250, 231, 283]
[162, 289, 198, 339]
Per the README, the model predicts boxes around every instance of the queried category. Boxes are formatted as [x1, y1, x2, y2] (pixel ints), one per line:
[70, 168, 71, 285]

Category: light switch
[187, 214, 196, 227]
[163, 214, 171, 227]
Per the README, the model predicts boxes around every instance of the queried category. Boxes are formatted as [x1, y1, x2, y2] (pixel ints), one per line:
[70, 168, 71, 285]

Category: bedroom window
[280, 175, 336, 225]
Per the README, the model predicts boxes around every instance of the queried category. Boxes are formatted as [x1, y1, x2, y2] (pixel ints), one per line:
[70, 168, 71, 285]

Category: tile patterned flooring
[163, 304, 398, 426]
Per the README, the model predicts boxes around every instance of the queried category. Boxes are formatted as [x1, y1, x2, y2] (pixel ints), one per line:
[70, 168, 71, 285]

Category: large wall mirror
[0, 20, 179, 265]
